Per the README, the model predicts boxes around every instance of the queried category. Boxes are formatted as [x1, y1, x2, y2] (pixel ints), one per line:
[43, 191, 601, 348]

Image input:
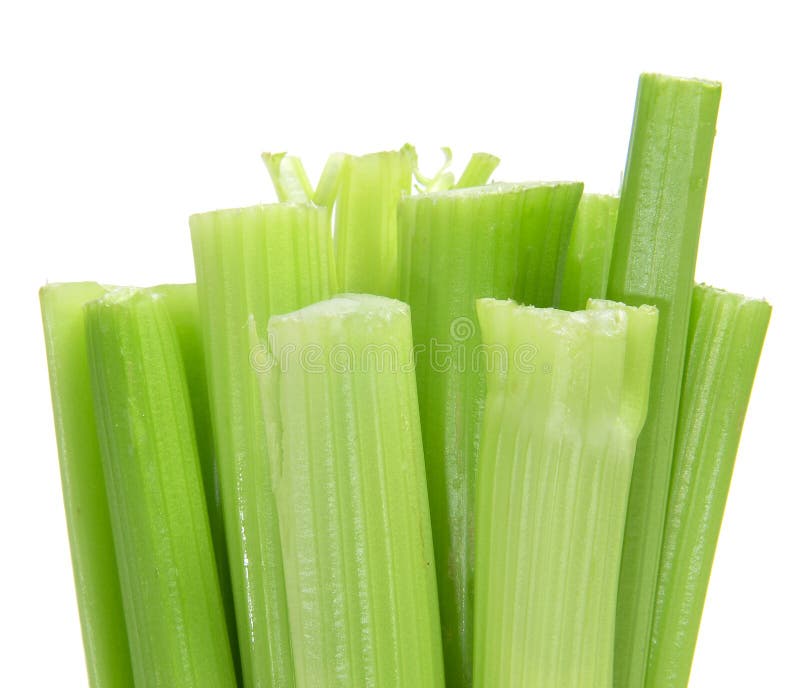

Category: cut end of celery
[269, 292, 410, 325]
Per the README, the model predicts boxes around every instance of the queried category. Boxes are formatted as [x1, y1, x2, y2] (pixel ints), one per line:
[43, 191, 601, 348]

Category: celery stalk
[473, 298, 657, 688]
[558, 194, 619, 311]
[190, 203, 336, 687]
[85, 288, 236, 687]
[149, 283, 240, 680]
[40, 283, 134, 688]
[455, 153, 500, 189]
[266, 294, 445, 688]
[608, 73, 721, 688]
[645, 285, 770, 688]
[261, 153, 313, 204]
[334, 150, 412, 297]
[397, 181, 582, 688]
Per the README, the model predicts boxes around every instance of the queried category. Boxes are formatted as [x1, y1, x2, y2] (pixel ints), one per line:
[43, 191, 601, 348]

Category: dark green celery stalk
[266, 294, 445, 688]
[40, 283, 134, 688]
[455, 153, 500, 189]
[558, 194, 619, 311]
[334, 149, 412, 297]
[397, 181, 582, 688]
[190, 203, 336, 688]
[149, 284, 240, 681]
[85, 289, 236, 688]
[645, 285, 770, 688]
[474, 298, 657, 688]
[608, 73, 722, 688]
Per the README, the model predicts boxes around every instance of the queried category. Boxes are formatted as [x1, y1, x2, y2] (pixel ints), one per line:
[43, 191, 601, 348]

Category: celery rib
[262, 153, 313, 204]
[190, 203, 337, 688]
[607, 73, 722, 688]
[645, 285, 770, 688]
[40, 283, 134, 688]
[397, 181, 582, 688]
[558, 194, 619, 311]
[85, 288, 236, 687]
[266, 294, 445, 688]
[473, 298, 657, 688]
[455, 153, 500, 189]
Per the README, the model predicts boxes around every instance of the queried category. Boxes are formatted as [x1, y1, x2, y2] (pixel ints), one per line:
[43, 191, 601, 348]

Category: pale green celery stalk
[85, 288, 236, 688]
[149, 284, 240, 681]
[473, 298, 657, 688]
[334, 149, 412, 296]
[190, 203, 337, 688]
[558, 194, 619, 311]
[313, 152, 347, 207]
[608, 73, 721, 688]
[265, 294, 445, 688]
[455, 153, 500, 189]
[645, 285, 770, 688]
[40, 283, 134, 688]
[396, 181, 581, 688]
[261, 153, 313, 203]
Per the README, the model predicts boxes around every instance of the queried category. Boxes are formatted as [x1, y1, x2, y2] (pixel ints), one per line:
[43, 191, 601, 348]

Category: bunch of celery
[40, 71, 770, 688]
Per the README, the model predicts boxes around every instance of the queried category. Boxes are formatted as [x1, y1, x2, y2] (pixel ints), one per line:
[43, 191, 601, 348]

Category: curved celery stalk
[190, 203, 336, 688]
[85, 289, 236, 688]
[608, 73, 722, 688]
[261, 153, 313, 203]
[313, 152, 347, 208]
[149, 283, 239, 681]
[40, 283, 134, 688]
[334, 149, 412, 296]
[646, 285, 770, 688]
[473, 298, 657, 688]
[558, 194, 619, 311]
[266, 294, 445, 688]
[397, 181, 581, 688]
[455, 153, 500, 189]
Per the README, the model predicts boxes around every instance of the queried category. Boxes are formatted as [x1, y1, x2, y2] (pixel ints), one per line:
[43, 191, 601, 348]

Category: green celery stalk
[265, 294, 445, 688]
[473, 298, 657, 688]
[261, 153, 313, 204]
[608, 73, 721, 688]
[85, 288, 237, 687]
[149, 284, 240, 681]
[645, 285, 770, 688]
[40, 283, 134, 688]
[396, 181, 582, 688]
[190, 203, 337, 688]
[455, 153, 500, 189]
[313, 152, 347, 208]
[558, 194, 619, 311]
[334, 149, 412, 297]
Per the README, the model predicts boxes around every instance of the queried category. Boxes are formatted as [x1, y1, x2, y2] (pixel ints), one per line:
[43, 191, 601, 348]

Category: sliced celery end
[85, 288, 237, 688]
[645, 285, 770, 688]
[473, 298, 656, 688]
[40, 282, 134, 688]
[607, 73, 722, 688]
[267, 294, 445, 688]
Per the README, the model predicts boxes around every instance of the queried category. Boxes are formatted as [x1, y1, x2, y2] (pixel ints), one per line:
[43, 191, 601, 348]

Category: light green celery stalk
[261, 153, 314, 203]
[646, 285, 770, 688]
[40, 283, 134, 688]
[473, 298, 657, 688]
[265, 294, 445, 688]
[334, 149, 412, 296]
[455, 153, 500, 189]
[149, 284, 239, 681]
[396, 181, 582, 688]
[608, 73, 721, 688]
[558, 194, 619, 311]
[190, 203, 336, 688]
[85, 288, 237, 688]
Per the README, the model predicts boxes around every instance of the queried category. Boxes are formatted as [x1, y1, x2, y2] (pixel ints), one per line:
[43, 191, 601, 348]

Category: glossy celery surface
[150, 284, 239, 680]
[455, 153, 500, 189]
[397, 181, 582, 688]
[607, 73, 722, 688]
[85, 289, 236, 688]
[40, 283, 134, 688]
[646, 285, 770, 688]
[558, 194, 619, 311]
[190, 203, 336, 688]
[334, 150, 412, 297]
[473, 298, 657, 688]
[266, 294, 445, 688]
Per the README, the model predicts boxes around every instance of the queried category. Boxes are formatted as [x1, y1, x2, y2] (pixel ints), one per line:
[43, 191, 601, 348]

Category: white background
[1, 0, 797, 685]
